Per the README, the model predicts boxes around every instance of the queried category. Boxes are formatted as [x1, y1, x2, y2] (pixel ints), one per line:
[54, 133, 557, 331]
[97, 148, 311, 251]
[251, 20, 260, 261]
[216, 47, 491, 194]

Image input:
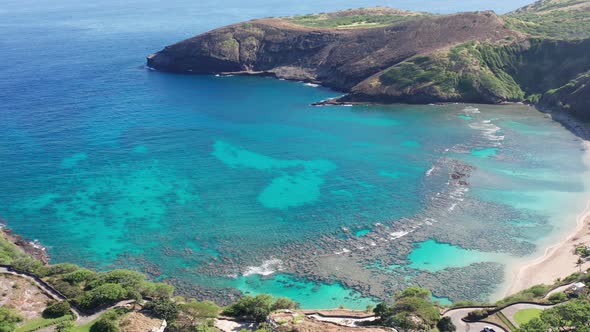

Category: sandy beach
[506, 113, 590, 295]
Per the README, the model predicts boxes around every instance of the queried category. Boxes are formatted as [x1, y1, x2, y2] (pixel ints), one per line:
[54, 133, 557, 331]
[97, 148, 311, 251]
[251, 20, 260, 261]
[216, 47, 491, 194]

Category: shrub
[62, 268, 96, 284]
[91, 318, 120, 332]
[51, 279, 84, 298]
[437, 316, 456, 332]
[271, 297, 299, 311]
[548, 292, 567, 304]
[397, 287, 431, 300]
[0, 306, 23, 332]
[48, 264, 80, 276]
[223, 294, 274, 322]
[55, 320, 75, 332]
[76, 283, 128, 309]
[392, 297, 439, 326]
[466, 309, 489, 321]
[43, 301, 72, 318]
[145, 298, 180, 321]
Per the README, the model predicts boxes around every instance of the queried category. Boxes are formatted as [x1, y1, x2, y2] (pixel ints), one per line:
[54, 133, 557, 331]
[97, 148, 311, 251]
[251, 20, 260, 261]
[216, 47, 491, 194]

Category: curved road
[443, 308, 507, 332]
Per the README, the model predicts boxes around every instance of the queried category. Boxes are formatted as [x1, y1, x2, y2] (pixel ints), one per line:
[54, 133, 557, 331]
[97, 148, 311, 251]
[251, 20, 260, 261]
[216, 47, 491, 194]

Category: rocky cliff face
[148, 0, 590, 120]
[148, 11, 521, 91]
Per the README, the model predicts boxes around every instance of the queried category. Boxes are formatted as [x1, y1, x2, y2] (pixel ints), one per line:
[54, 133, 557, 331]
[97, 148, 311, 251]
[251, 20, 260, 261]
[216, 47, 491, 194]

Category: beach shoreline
[504, 110, 590, 296]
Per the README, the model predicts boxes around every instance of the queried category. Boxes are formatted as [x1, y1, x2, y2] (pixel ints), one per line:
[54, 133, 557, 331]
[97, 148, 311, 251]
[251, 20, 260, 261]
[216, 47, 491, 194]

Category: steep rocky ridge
[148, 11, 521, 91]
[148, 0, 590, 120]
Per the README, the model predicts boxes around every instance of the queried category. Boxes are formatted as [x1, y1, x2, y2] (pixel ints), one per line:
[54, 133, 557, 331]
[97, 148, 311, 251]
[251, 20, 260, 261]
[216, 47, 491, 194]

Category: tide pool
[408, 240, 504, 272]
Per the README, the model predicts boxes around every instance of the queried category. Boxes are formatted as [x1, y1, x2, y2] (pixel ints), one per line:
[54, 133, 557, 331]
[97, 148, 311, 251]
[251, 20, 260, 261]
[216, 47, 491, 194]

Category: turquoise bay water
[1, 0, 588, 307]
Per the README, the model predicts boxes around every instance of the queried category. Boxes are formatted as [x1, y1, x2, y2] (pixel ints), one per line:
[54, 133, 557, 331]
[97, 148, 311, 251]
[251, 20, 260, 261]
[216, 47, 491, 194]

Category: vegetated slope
[148, 0, 590, 120]
[541, 71, 590, 120]
[283, 7, 432, 29]
[504, 0, 590, 40]
[347, 38, 590, 105]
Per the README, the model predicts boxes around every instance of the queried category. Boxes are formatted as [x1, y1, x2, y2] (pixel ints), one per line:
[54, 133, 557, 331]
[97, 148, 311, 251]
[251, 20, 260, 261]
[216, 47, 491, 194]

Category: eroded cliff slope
[148, 0, 590, 119]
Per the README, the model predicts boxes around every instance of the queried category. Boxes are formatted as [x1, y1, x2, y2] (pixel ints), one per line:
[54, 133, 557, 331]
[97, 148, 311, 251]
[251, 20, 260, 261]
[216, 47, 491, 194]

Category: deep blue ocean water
[1, 0, 589, 308]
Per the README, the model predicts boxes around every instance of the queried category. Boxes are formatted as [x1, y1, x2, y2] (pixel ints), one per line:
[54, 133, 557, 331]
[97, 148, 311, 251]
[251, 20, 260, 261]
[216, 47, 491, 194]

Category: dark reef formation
[148, 0, 590, 120]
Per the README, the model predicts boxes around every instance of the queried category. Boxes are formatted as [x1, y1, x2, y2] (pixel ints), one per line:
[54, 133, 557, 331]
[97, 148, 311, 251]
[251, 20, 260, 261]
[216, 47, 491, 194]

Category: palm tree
[577, 257, 584, 272]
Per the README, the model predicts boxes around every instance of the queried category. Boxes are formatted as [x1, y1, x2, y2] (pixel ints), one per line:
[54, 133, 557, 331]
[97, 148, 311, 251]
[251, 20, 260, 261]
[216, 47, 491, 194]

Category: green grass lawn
[514, 308, 543, 325]
[15, 316, 73, 332]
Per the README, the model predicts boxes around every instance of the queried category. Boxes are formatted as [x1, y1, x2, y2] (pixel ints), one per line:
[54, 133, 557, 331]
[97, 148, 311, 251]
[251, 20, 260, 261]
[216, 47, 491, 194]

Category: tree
[76, 283, 128, 309]
[145, 298, 180, 321]
[437, 316, 456, 332]
[43, 301, 72, 318]
[547, 292, 567, 304]
[223, 294, 273, 322]
[56, 320, 75, 332]
[271, 297, 298, 311]
[0, 306, 22, 332]
[374, 302, 393, 319]
[91, 318, 120, 332]
[518, 300, 590, 331]
[397, 287, 431, 300]
[578, 258, 584, 272]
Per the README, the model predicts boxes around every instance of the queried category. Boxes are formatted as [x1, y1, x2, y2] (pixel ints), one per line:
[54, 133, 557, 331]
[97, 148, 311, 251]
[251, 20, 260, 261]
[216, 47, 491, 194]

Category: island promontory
[148, 0, 590, 120]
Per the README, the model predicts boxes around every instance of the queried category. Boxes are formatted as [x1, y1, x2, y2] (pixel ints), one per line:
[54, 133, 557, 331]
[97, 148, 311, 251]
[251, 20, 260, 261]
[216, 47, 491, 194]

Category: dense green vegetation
[223, 294, 298, 323]
[372, 287, 441, 331]
[495, 284, 551, 306]
[504, 0, 590, 40]
[379, 41, 525, 103]
[43, 301, 73, 318]
[285, 8, 430, 28]
[0, 306, 23, 332]
[518, 300, 590, 331]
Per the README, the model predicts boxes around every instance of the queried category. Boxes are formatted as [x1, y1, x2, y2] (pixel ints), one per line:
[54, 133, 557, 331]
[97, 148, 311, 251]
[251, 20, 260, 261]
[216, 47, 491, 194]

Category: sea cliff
[148, 0, 590, 120]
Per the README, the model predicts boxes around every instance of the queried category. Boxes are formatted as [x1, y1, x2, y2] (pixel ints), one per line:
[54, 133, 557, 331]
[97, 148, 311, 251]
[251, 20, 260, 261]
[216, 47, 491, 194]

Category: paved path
[0, 267, 133, 324]
[307, 313, 377, 327]
[500, 303, 552, 328]
[544, 283, 573, 299]
[443, 308, 507, 332]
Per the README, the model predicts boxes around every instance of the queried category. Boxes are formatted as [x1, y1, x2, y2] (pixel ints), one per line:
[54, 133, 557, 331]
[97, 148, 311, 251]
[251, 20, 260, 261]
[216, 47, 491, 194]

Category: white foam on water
[469, 120, 505, 143]
[243, 258, 284, 276]
[304, 83, 320, 87]
[426, 166, 436, 176]
[463, 106, 480, 113]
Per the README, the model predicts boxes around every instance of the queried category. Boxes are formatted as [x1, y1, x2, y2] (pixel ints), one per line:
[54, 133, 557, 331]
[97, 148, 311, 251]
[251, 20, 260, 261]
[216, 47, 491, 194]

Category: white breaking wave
[463, 106, 480, 114]
[243, 259, 283, 276]
[304, 82, 320, 87]
[469, 120, 504, 143]
[426, 166, 436, 176]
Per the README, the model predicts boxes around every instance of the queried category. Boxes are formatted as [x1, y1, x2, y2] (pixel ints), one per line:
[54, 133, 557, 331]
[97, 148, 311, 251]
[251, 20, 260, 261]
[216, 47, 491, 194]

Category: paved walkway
[544, 283, 573, 299]
[0, 267, 133, 324]
[500, 303, 553, 328]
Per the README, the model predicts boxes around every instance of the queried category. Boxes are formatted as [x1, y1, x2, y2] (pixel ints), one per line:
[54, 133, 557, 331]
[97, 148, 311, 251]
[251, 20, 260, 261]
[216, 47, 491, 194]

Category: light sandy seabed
[506, 136, 590, 296]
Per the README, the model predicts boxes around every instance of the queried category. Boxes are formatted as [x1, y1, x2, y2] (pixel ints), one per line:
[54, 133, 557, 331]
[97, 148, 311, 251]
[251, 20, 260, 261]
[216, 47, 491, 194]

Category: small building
[567, 282, 587, 297]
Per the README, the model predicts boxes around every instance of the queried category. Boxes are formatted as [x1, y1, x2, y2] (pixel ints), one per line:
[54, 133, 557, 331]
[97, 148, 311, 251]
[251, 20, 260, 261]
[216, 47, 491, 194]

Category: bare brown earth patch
[0, 274, 52, 320]
[119, 311, 163, 332]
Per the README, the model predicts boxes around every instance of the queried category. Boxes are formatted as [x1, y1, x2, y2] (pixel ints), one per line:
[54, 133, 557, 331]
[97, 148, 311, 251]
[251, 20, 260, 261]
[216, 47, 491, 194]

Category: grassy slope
[328, 0, 590, 119]
[504, 0, 590, 40]
[376, 41, 525, 103]
[284, 7, 431, 29]
[514, 308, 543, 325]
